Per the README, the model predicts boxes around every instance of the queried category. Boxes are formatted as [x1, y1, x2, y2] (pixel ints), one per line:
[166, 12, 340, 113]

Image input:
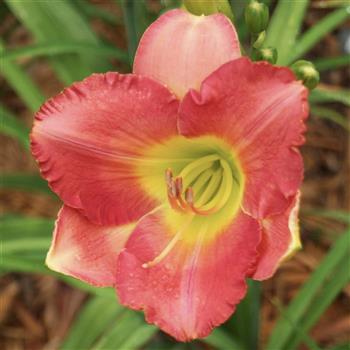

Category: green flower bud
[253, 47, 278, 64]
[245, 0, 269, 34]
[184, 0, 234, 22]
[252, 30, 266, 49]
[291, 60, 320, 90]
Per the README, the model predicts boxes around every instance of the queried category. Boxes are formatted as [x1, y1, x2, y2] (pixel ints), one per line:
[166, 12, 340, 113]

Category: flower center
[137, 136, 245, 267]
[136, 135, 245, 234]
[165, 154, 237, 216]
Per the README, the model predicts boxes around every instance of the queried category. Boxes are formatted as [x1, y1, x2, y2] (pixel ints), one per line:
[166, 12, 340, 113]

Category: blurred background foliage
[0, 0, 349, 349]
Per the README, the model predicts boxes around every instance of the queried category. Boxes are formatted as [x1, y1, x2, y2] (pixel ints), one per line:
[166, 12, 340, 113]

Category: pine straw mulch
[1, 1, 349, 349]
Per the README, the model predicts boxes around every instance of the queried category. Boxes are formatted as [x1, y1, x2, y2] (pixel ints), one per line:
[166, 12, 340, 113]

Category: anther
[175, 177, 183, 195]
[170, 180, 177, 197]
[185, 187, 194, 205]
[165, 168, 173, 186]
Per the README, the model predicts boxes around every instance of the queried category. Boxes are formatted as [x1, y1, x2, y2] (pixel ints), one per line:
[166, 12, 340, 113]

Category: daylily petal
[32, 73, 179, 225]
[251, 193, 302, 280]
[46, 205, 135, 286]
[116, 208, 261, 341]
[179, 57, 309, 218]
[133, 9, 240, 98]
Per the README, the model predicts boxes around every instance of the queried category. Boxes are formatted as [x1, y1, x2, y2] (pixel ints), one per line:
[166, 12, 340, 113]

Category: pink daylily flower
[31, 9, 309, 341]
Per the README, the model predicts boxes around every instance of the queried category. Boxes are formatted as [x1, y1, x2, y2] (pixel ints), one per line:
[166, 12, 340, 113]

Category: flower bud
[245, 0, 269, 34]
[184, 0, 234, 22]
[252, 30, 266, 49]
[253, 47, 277, 64]
[291, 60, 320, 90]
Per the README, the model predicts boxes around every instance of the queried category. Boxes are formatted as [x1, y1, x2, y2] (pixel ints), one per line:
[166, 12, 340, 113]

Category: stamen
[184, 160, 233, 216]
[167, 181, 186, 213]
[195, 169, 222, 207]
[166, 170, 189, 213]
[179, 154, 220, 187]
[170, 180, 177, 197]
[190, 168, 214, 196]
[174, 177, 189, 210]
[185, 187, 194, 204]
[142, 216, 194, 268]
[200, 160, 233, 211]
[175, 177, 183, 195]
[165, 168, 173, 186]
[165, 158, 235, 216]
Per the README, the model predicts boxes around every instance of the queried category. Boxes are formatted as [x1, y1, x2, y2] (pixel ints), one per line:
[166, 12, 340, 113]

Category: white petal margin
[252, 192, 302, 280]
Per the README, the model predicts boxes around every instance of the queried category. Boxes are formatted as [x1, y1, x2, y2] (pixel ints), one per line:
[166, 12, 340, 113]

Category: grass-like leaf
[266, 229, 350, 350]
[310, 87, 350, 106]
[73, 0, 122, 25]
[3, 43, 129, 64]
[265, 0, 309, 65]
[0, 215, 114, 297]
[314, 54, 350, 72]
[226, 280, 261, 350]
[3, 237, 51, 254]
[311, 106, 350, 131]
[120, 0, 151, 64]
[93, 310, 156, 350]
[302, 208, 350, 224]
[1, 255, 49, 274]
[0, 39, 45, 111]
[61, 296, 124, 350]
[1, 173, 55, 196]
[0, 105, 30, 149]
[286, 257, 349, 350]
[1, 255, 114, 298]
[289, 7, 350, 64]
[6, 0, 111, 84]
[203, 328, 244, 350]
[1, 215, 54, 240]
[270, 299, 322, 350]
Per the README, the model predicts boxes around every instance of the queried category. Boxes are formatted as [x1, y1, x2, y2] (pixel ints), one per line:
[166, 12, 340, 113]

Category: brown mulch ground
[1, 1, 349, 349]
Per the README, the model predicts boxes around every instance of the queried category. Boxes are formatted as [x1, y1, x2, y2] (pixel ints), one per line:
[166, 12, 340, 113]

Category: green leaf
[3, 238, 51, 254]
[73, 0, 122, 25]
[3, 43, 129, 64]
[5, 0, 111, 84]
[0, 216, 54, 240]
[0, 105, 30, 149]
[203, 328, 244, 350]
[314, 54, 350, 72]
[61, 296, 124, 350]
[0, 215, 114, 297]
[1, 255, 115, 298]
[59, 276, 115, 298]
[227, 280, 261, 350]
[302, 208, 350, 224]
[0, 173, 56, 196]
[0, 39, 45, 111]
[286, 258, 349, 350]
[289, 7, 350, 64]
[116, 323, 158, 350]
[265, 0, 309, 65]
[266, 229, 350, 350]
[311, 106, 350, 131]
[120, 0, 151, 64]
[1, 256, 49, 274]
[93, 310, 156, 350]
[271, 300, 322, 350]
[310, 87, 350, 106]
